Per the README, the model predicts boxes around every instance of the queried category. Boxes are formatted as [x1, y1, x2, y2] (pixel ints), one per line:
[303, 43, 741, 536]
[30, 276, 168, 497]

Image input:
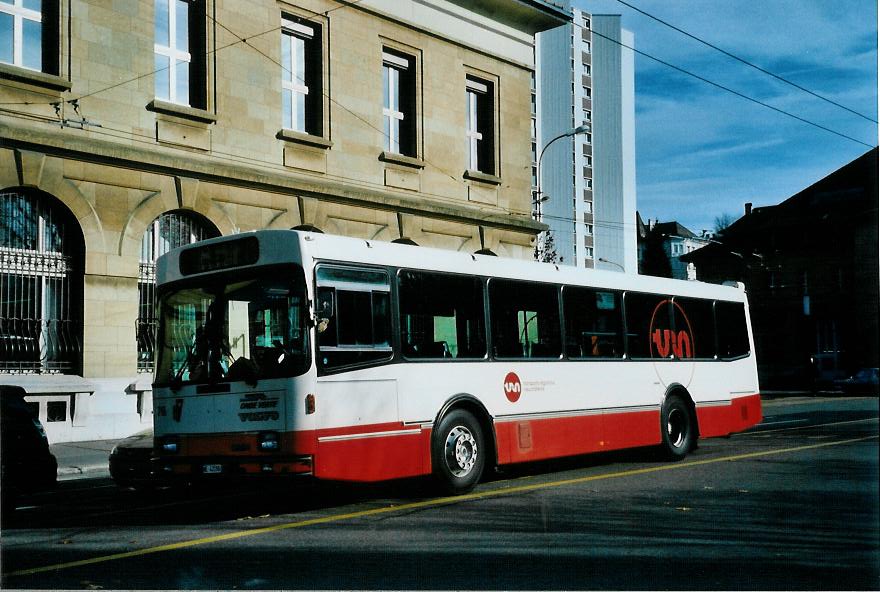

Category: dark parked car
[109, 428, 156, 488]
[834, 368, 879, 395]
[1, 386, 58, 512]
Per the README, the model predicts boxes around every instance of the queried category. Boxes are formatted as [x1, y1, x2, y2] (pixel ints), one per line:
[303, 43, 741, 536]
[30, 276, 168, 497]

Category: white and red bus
[153, 230, 761, 493]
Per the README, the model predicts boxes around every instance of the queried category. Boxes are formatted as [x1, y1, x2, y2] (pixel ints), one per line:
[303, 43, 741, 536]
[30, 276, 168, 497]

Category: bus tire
[432, 409, 485, 495]
[659, 395, 694, 461]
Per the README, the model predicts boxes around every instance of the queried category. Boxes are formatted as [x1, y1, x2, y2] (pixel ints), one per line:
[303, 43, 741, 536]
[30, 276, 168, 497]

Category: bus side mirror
[315, 289, 334, 333]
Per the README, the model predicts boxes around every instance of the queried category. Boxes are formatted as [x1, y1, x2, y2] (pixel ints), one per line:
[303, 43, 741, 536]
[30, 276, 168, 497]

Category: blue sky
[575, 0, 878, 234]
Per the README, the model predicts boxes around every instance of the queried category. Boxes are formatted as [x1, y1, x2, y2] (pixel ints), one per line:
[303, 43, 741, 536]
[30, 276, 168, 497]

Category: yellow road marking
[6, 434, 877, 578]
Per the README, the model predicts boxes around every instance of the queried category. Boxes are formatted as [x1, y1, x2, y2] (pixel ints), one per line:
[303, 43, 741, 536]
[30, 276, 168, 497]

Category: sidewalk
[50, 439, 116, 481]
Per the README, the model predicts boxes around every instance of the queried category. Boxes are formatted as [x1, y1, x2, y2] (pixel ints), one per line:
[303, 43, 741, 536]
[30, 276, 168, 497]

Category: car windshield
[155, 268, 310, 386]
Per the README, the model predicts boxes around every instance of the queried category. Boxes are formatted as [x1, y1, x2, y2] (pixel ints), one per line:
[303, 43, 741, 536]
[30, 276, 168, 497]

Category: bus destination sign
[180, 236, 259, 275]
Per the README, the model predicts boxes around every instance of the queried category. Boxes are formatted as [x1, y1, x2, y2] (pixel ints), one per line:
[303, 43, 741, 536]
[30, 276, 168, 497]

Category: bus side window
[563, 287, 623, 359]
[490, 280, 561, 359]
[315, 266, 392, 371]
[398, 270, 486, 359]
[672, 297, 715, 359]
[715, 301, 750, 359]
[625, 292, 671, 359]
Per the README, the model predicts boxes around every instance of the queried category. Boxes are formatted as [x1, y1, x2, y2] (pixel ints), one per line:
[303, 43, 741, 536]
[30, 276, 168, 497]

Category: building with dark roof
[637, 216, 709, 280]
[682, 148, 879, 388]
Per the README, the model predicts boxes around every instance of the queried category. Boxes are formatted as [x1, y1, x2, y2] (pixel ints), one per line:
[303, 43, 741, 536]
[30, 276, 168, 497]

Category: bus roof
[159, 229, 747, 302]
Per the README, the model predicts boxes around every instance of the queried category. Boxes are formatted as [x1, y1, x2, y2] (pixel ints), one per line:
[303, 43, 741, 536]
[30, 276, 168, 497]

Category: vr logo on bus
[652, 329, 692, 359]
[649, 300, 694, 359]
[504, 372, 522, 403]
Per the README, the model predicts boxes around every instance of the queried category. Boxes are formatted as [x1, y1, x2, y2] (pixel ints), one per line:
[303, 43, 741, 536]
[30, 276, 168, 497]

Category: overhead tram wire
[577, 22, 875, 149]
[612, 0, 878, 124]
[3, 1, 872, 150]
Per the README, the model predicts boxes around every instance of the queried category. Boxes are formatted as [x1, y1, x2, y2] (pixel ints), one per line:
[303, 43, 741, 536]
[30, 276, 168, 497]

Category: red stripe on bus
[314, 427, 431, 482]
[310, 395, 761, 482]
[696, 393, 762, 437]
[496, 409, 661, 465]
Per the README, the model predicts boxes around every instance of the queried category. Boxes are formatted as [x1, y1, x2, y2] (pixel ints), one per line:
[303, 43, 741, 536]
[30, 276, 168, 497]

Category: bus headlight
[259, 431, 279, 451]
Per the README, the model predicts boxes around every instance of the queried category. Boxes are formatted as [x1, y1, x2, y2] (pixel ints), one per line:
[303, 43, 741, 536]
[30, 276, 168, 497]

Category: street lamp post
[534, 123, 591, 221]
[534, 124, 591, 263]
[598, 257, 625, 272]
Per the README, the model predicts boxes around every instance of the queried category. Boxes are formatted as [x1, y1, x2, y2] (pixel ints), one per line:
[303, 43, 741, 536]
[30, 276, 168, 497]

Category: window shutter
[42, 0, 60, 75]
[304, 21, 323, 136]
[188, 0, 208, 110]
[398, 53, 417, 157]
[476, 80, 495, 174]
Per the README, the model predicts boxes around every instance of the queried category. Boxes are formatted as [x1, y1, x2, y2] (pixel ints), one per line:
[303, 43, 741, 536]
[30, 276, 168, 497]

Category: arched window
[0, 190, 84, 374]
[137, 211, 219, 371]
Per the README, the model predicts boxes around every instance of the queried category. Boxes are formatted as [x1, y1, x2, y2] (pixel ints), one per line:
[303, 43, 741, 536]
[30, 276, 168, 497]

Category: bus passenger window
[563, 287, 622, 358]
[398, 270, 486, 359]
[672, 298, 715, 359]
[315, 266, 392, 371]
[625, 293, 672, 359]
[715, 301, 750, 359]
[490, 280, 561, 359]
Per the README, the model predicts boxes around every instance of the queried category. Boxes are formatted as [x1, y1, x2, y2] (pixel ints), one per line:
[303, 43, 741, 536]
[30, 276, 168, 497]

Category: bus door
[312, 265, 418, 480]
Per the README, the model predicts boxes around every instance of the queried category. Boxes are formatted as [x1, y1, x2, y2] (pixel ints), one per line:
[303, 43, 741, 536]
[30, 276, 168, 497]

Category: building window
[585, 224, 593, 236]
[154, 0, 206, 108]
[585, 178, 592, 189]
[382, 48, 416, 156]
[137, 211, 218, 372]
[466, 75, 495, 174]
[584, 41, 591, 54]
[582, 16, 591, 29]
[0, 0, 59, 73]
[583, 199, 592, 212]
[0, 190, 84, 374]
[583, 109, 591, 122]
[584, 246, 594, 259]
[585, 155, 592, 166]
[584, 64, 591, 76]
[282, 16, 322, 136]
[584, 87, 592, 99]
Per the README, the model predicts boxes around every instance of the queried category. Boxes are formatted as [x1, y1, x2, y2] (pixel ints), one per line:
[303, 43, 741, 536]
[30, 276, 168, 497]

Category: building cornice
[0, 126, 545, 235]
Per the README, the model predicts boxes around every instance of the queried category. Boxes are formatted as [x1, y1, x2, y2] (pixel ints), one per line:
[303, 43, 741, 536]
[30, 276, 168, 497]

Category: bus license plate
[202, 464, 223, 474]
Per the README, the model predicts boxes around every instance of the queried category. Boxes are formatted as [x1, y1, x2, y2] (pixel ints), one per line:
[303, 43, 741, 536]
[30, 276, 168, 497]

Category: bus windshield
[155, 268, 310, 387]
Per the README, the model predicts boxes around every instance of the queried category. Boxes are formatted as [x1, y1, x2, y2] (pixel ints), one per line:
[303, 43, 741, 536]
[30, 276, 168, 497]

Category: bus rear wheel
[659, 395, 695, 461]
[432, 409, 485, 495]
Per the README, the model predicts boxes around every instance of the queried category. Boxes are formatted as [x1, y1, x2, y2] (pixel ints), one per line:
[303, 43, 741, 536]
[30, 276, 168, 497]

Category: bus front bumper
[156, 455, 313, 479]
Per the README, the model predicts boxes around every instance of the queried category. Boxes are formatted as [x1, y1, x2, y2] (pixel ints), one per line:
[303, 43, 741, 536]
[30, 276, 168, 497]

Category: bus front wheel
[432, 409, 485, 495]
[659, 395, 695, 461]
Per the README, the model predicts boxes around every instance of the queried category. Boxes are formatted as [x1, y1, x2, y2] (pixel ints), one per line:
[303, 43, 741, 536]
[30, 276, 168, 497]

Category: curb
[57, 464, 110, 480]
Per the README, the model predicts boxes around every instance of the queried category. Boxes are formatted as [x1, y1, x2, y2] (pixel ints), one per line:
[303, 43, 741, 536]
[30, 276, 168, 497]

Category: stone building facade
[0, 0, 568, 442]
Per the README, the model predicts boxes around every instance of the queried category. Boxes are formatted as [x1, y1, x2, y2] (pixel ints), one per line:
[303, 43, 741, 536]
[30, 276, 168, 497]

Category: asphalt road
[2, 395, 878, 590]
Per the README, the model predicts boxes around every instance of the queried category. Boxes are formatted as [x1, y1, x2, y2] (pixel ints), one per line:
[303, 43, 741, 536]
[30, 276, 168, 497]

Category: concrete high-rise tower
[534, 7, 637, 271]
